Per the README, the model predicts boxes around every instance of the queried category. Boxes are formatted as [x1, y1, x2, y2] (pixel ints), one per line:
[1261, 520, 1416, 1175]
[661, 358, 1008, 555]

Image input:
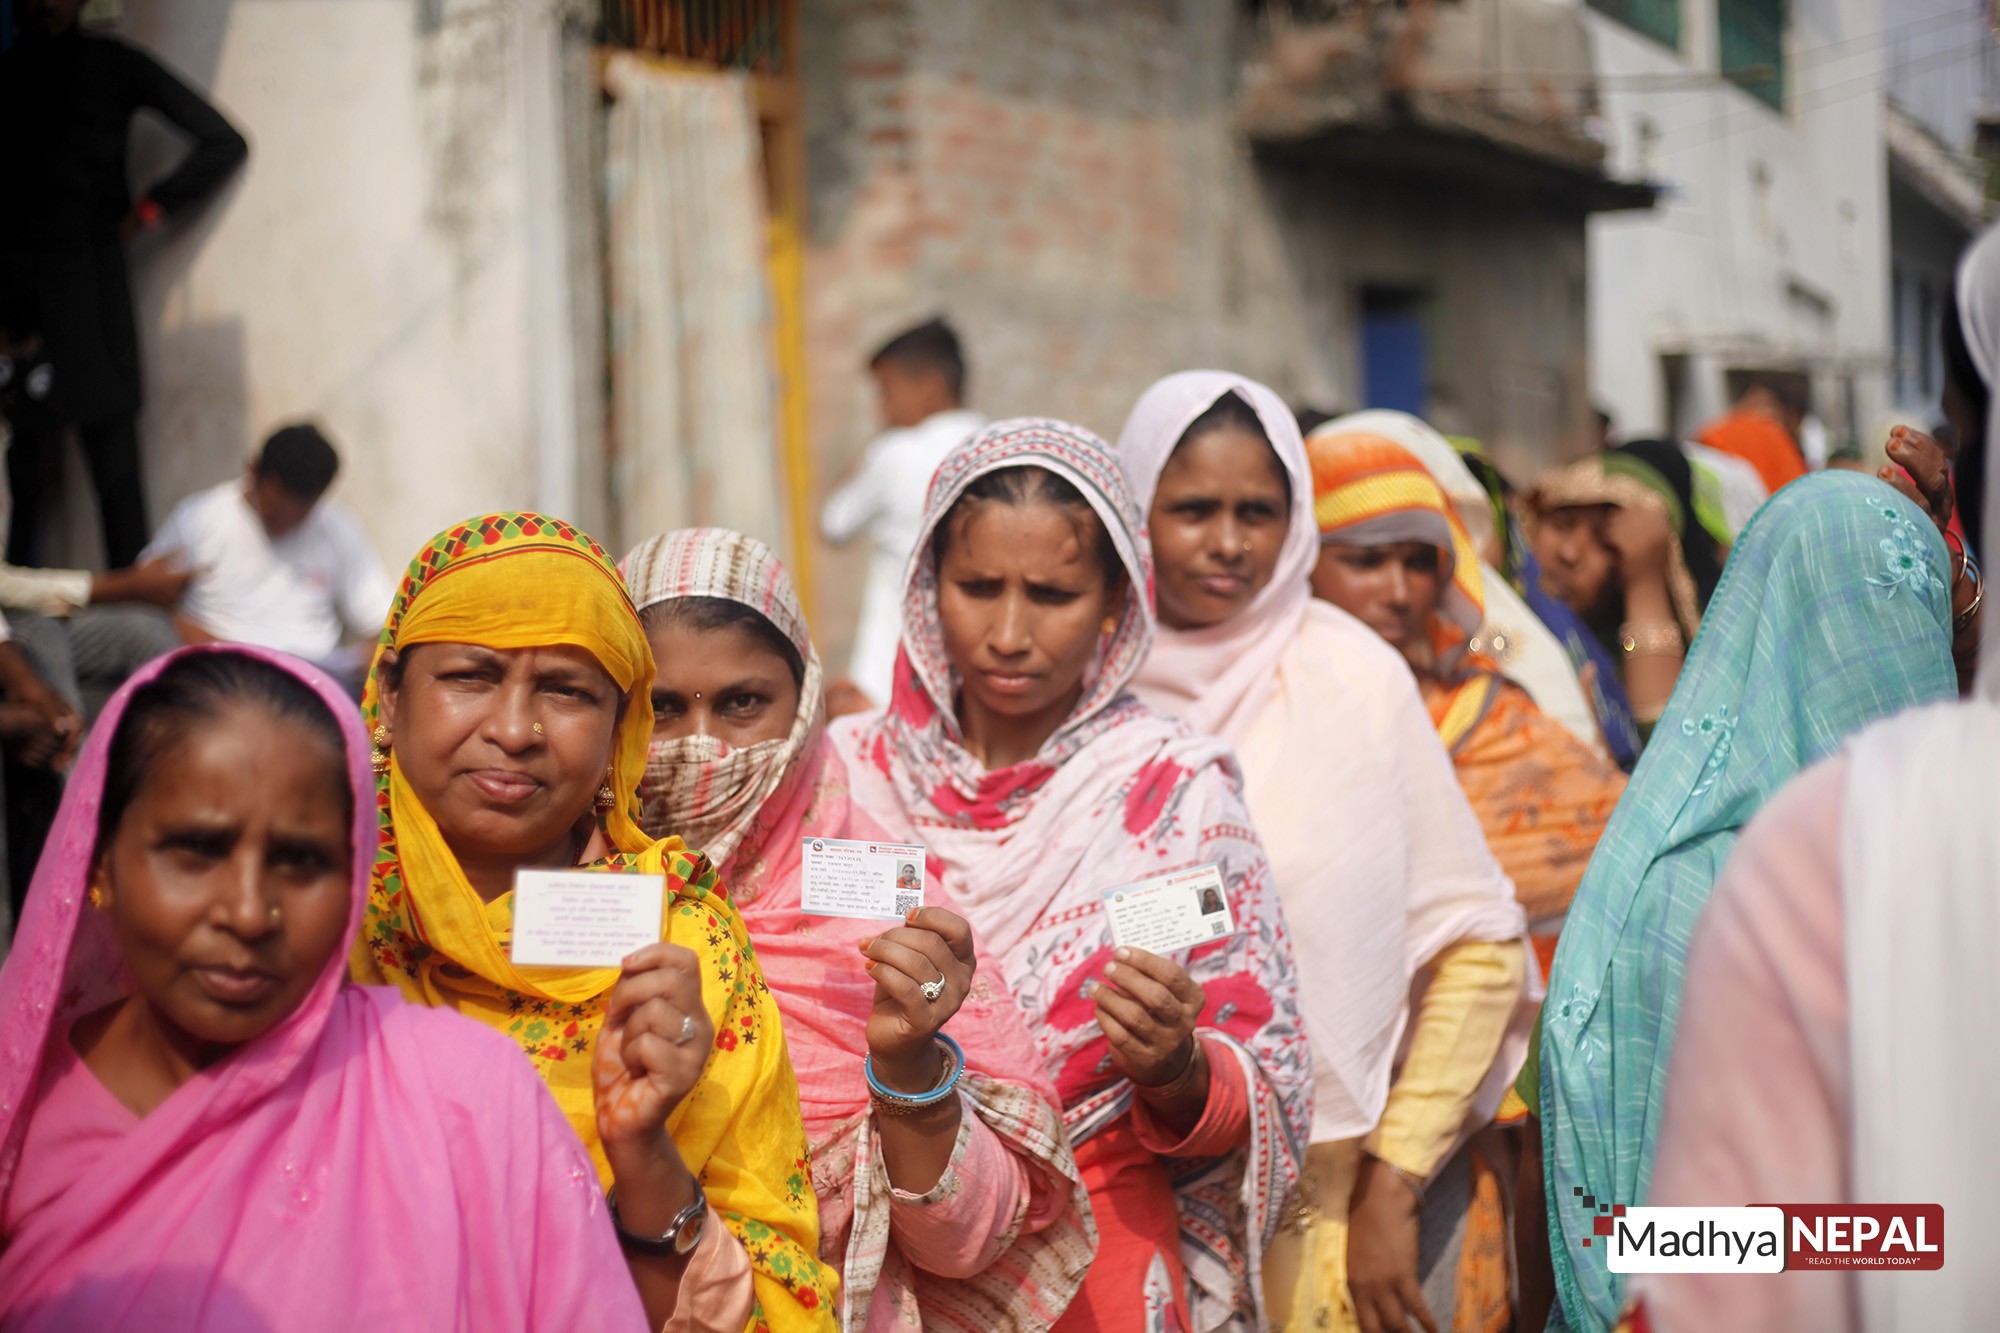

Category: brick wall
[800, 0, 1323, 668]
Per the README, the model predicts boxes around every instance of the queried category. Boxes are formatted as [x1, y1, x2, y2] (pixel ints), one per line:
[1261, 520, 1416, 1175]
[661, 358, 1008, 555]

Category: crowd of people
[1, 6, 1996, 1323]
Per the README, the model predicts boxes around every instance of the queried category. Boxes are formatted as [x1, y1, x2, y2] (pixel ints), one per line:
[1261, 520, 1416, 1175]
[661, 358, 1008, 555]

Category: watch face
[671, 1200, 706, 1255]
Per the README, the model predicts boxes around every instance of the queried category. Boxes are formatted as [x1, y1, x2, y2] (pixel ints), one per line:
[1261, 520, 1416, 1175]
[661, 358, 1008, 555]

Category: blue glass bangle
[865, 1032, 966, 1107]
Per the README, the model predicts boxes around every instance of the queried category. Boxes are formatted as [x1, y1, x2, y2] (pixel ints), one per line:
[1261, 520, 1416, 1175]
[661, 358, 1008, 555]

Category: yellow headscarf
[351, 513, 836, 1330]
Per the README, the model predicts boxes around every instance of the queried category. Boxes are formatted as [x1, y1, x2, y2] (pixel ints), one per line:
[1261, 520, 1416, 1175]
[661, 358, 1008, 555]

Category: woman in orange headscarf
[1303, 428, 1627, 1332]
[1305, 430, 1626, 980]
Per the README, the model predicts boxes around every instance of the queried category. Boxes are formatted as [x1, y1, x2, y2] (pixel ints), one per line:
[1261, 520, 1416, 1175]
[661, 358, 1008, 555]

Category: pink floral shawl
[830, 419, 1312, 1331]
[0, 646, 646, 1332]
[623, 527, 1095, 1332]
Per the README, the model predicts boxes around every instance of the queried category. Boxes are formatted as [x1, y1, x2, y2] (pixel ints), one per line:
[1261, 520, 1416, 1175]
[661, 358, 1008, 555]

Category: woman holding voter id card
[350, 515, 835, 1332]
[620, 525, 1094, 1332]
[831, 419, 1313, 1332]
[1115, 373, 1536, 1333]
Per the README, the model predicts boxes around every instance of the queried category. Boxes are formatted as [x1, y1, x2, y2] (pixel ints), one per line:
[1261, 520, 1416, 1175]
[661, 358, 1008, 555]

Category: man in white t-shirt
[820, 318, 983, 710]
[143, 422, 393, 691]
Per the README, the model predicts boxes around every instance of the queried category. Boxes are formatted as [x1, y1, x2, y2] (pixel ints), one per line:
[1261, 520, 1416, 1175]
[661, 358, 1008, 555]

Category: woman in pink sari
[619, 526, 1094, 1331]
[0, 645, 647, 1331]
[828, 419, 1312, 1332]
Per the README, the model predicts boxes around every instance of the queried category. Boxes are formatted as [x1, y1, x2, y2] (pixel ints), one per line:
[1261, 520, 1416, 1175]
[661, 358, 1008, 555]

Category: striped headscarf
[621, 527, 826, 873]
[1306, 430, 1486, 670]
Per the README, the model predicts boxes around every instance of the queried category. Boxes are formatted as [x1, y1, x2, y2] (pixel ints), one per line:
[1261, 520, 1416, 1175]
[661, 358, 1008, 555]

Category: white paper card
[1101, 863, 1236, 955]
[800, 836, 926, 921]
[509, 868, 666, 968]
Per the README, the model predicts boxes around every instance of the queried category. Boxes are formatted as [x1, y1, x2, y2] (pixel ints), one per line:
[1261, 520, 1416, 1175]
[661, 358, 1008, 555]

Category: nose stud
[532, 722, 544, 736]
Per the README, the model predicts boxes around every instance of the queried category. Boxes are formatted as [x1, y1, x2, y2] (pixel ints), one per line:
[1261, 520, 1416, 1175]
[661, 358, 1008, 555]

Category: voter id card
[800, 836, 926, 921]
[1100, 863, 1236, 955]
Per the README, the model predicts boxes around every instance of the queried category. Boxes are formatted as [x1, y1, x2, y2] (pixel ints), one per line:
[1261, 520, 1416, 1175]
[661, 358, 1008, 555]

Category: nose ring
[532, 722, 544, 736]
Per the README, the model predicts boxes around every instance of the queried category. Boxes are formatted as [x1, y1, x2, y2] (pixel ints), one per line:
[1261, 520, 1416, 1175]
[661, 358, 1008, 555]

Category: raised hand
[859, 905, 976, 1091]
[593, 941, 713, 1153]
[1092, 946, 1206, 1087]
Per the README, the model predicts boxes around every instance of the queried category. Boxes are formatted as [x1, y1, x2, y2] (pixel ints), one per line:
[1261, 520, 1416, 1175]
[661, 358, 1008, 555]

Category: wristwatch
[607, 1176, 708, 1257]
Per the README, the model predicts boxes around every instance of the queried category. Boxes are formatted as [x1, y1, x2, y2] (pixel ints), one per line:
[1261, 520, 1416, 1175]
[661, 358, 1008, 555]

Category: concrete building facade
[1580, 0, 1902, 450]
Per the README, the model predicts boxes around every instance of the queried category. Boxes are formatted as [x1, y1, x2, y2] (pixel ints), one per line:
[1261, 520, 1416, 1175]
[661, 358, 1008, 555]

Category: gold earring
[370, 725, 391, 775]
[1101, 616, 1118, 635]
[88, 883, 106, 910]
[595, 770, 618, 813]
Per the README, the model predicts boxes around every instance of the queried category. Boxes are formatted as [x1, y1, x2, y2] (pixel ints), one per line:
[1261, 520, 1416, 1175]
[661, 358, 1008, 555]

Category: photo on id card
[1100, 862, 1236, 956]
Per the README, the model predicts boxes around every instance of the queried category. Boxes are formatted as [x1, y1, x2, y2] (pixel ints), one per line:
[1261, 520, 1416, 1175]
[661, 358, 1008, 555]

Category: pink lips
[978, 669, 1038, 696]
[195, 965, 278, 1006]
[466, 768, 542, 804]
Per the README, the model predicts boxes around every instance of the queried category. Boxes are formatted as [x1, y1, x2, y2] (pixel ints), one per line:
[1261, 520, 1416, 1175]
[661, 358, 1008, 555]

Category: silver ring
[920, 976, 946, 1003]
[673, 1014, 697, 1045]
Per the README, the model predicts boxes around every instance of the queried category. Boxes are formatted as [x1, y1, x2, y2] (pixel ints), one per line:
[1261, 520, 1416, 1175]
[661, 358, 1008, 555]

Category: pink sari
[0, 645, 647, 1332]
[622, 528, 1095, 1331]
[829, 420, 1312, 1331]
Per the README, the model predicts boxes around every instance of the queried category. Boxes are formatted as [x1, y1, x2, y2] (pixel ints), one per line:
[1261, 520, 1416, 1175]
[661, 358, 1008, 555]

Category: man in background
[0, 0, 249, 567]
[1695, 377, 1809, 494]
[145, 422, 392, 691]
[820, 317, 984, 711]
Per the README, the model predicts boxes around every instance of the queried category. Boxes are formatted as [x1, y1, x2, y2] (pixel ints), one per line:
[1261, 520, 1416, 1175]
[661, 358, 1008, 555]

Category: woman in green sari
[1532, 471, 1960, 1332]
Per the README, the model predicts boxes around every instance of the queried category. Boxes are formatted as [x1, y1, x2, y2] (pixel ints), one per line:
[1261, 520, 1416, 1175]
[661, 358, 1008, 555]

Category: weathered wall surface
[799, 0, 1321, 665]
[1261, 160, 1594, 480]
[72, 0, 593, 574]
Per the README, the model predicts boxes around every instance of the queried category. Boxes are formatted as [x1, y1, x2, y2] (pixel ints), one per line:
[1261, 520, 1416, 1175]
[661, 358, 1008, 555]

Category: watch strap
[607, 1177, 708, 1256]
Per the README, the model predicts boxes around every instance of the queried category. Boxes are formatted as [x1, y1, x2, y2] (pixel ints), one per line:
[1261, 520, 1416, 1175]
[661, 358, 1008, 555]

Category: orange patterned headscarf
[1306, 431, 1486, 663]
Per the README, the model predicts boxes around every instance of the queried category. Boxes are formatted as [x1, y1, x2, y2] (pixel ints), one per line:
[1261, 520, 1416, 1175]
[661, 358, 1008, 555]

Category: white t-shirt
[144, 481, 394, 670]
[819, 409, 984, 703]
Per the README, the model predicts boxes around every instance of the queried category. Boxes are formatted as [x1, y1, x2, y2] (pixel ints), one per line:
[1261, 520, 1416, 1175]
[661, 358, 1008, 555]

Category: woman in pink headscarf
[620, 527, 1095, 1332]
[0, 645, 647, 1332]
[1115, 372, 1536, 1333]
[828, 420, 1312, 1332]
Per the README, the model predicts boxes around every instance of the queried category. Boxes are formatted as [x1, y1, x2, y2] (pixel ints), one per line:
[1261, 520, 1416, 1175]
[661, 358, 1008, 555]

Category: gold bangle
[1619, 620, 1684, 657]
[1135, 1038, 1205, 1099]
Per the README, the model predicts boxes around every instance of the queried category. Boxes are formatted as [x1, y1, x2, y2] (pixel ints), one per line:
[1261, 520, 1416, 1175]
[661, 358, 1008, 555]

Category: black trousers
[6, 415, 149, 569]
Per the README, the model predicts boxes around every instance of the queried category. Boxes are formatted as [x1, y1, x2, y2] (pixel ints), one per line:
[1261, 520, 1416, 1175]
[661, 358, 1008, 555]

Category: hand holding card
[593, 941, 711, 1188]
[1094, 945, 1208, 1090]
[857, 905, 978, 1091]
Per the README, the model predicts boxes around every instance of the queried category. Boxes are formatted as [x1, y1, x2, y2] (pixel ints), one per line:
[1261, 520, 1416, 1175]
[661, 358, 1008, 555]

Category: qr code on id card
[894, 890, 921, 917]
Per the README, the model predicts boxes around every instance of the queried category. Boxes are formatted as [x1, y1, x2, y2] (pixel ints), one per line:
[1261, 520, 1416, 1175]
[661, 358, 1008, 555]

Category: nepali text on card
[510, 868, 666, 968]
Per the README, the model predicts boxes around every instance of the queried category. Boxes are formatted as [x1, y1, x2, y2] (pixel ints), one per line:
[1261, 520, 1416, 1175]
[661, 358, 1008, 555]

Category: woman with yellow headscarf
[351, 513, 835, 1332]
